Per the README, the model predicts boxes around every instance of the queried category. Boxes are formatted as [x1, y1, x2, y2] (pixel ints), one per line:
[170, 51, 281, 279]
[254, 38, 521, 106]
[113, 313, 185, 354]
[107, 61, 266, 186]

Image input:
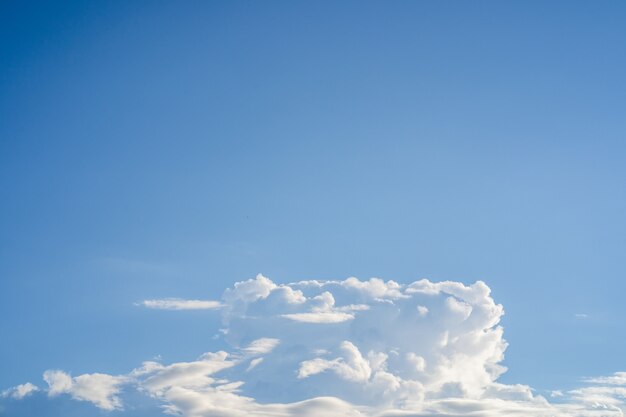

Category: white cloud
[298, 341, 372, 382]
[5, 275, 626, 416]
[246, 358, 263, 371]
[139, 298, 222, 310]
[224, 274, 306, 306]
[282, 311, 355, 323]
[242, 338, 280, 355]
[139, 351, 235, 396]
[584, 372, 626, 386]
[43, 370, 126, 410]
[43, 370, 73, 396]
[340, 277, 407, 300]
[1, 382, 39, 399]
[281, 291, 369, 323]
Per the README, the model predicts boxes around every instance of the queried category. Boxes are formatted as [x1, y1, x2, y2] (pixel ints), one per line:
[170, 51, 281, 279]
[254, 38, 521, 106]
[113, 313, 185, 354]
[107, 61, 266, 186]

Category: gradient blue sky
[1, 1, 626, 413]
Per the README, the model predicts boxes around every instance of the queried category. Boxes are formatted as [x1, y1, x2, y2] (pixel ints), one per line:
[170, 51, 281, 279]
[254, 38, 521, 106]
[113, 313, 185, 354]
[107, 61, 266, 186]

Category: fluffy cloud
[43, 370, 126, 410]
[281, 291, 368, 323]
[3, 275, 625, 416]
[1, 382, 38, 400]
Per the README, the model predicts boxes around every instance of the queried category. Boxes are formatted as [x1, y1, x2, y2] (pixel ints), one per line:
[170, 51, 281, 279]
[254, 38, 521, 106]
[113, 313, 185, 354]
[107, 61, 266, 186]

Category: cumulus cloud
[139, 298, 222, 310]
[1, 382, 39, 399]
[281, 291, 369, 323]
[43, 370, 126, 410]
[3, 274, 625, 416]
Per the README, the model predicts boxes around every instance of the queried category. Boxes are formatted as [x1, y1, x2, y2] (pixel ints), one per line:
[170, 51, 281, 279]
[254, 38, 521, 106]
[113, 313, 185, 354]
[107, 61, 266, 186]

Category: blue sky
[1, 1, 626, 416]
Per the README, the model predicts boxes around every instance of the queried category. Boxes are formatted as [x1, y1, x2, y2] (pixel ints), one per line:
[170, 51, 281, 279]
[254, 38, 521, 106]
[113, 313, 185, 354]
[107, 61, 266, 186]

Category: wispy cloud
[138, 298, 222, 310]
[241, 338, 280, 355]
[282, 311, 355, 323]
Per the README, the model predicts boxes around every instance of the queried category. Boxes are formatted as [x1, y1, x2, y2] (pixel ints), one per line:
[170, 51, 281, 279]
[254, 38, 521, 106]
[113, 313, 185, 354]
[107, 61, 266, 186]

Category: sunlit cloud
[3, 275, 625, 416]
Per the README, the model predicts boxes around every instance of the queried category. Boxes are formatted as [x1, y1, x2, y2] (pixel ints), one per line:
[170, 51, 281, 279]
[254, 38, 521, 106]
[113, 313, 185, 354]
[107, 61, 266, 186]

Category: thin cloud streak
[139, 298, 222, 310]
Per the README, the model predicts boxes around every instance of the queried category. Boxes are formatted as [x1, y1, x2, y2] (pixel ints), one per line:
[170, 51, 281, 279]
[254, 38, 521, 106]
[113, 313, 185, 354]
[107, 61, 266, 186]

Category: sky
[1, 1, 626, 416]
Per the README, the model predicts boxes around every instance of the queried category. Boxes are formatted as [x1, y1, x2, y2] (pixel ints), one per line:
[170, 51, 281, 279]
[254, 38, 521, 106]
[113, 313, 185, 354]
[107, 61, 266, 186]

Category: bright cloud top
[3, 275, 625, 416]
